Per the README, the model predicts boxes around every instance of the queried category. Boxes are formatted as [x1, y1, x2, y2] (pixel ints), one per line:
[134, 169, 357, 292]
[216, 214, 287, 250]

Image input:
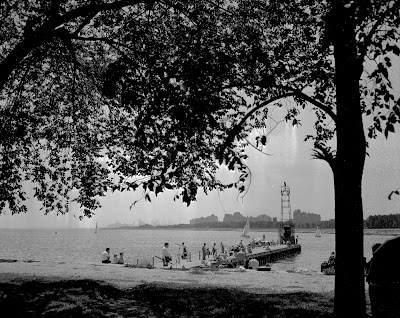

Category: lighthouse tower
[278, 182, 296, 245]
[280, 182, 292, 223]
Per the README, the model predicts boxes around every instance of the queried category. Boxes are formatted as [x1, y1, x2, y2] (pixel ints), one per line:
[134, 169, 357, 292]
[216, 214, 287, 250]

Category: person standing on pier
[202, 243, 207, 260]
[181, 242, 188, 259]
[212, 243, 217, 257]
[162, 243, 172, 266]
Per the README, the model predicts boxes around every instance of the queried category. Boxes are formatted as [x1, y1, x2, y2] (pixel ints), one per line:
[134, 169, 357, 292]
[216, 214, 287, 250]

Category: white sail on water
[241, 218, 250, 237]
[315, 226, 321, 237]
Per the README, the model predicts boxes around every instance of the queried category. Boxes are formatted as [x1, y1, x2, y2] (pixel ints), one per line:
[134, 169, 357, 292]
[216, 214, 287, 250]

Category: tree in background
[1, 1, 400, 317]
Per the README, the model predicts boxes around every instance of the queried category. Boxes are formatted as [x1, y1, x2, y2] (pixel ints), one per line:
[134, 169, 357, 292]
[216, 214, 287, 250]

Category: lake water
[2, 228, 398, 272]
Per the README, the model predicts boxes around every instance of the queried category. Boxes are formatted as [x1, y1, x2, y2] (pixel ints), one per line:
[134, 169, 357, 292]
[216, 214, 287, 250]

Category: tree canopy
[2, 1, 399, 216]
[1, 2, 400, 316]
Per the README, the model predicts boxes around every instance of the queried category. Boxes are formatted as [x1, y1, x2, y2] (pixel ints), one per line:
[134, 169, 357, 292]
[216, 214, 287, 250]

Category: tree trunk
[329, 3, 367, 318]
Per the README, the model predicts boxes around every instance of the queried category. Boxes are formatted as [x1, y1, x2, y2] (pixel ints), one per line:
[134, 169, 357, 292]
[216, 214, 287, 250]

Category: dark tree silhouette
[1, 1, 400, 317]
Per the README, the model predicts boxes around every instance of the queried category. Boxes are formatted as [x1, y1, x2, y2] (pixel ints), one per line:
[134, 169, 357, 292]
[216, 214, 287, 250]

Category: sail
[241, 218, 250, 237]
[315, 226, 321, 237]
[95, 222, 98, 233]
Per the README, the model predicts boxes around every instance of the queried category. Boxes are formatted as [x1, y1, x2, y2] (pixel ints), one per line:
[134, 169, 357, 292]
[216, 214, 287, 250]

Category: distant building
[272, 217, 277, 223]
[190, 214, 218, 225]
[223, 212, 246, 223]
[293, 209, 321, 226]
[249, 214, 272, 222]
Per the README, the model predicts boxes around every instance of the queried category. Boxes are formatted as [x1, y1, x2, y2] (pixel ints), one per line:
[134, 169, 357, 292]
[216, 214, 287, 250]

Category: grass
[0, 278, 335, 317]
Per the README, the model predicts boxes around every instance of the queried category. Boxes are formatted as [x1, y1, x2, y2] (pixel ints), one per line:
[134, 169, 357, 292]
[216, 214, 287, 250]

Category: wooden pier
[152, 243, 301, 270]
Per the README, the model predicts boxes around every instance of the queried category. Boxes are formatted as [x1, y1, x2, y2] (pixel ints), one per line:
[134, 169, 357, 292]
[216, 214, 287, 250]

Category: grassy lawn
[0, 278, 335, 317]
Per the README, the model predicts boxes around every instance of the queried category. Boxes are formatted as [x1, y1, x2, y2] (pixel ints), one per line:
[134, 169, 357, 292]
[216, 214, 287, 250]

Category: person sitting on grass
[328, 252, 335, 265]
[118, 252, 124, 264]
[112, 254, 118, 264]
[226, 252, 237, 268]
[101, 248, 111, 263]
[162, 243, 172, 266]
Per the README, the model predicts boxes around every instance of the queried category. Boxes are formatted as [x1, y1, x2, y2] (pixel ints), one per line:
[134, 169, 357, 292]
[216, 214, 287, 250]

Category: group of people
[101, 248, 124, 264]
[161, 242, 189, 266]
[201, 240, 256, 262]
[201, 242, 219, 260]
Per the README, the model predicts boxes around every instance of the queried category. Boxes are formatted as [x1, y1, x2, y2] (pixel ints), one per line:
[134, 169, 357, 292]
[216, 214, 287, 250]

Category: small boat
[315, 226, 321, 237]
[241, 217, 250, 238]
[257, 265, 271, 272]
[95, 222, 98, 234]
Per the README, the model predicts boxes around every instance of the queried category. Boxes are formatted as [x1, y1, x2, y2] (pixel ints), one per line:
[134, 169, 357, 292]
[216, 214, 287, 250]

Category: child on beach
[112, 254, 118, 264]
[117, 252, 124, 264]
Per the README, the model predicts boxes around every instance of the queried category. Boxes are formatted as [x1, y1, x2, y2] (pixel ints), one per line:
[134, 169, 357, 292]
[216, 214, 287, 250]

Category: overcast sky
[1, 106, 399, 229]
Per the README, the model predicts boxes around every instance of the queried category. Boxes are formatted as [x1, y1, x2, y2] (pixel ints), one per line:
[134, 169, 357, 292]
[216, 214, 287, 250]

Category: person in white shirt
[101, 248, 111, 263]
[162, 243, 172, 266]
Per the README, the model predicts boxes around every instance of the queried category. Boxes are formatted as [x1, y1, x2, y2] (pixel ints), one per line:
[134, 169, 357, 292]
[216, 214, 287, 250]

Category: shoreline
[0, 258, 335, 294]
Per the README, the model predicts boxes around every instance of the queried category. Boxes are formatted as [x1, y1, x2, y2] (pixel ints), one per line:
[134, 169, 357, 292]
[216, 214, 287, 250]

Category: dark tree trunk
[329, 3, 367, 318]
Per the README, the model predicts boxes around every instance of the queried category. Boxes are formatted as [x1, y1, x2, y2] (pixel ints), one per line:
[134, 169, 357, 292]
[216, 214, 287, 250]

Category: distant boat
[241, 218, 250, 238]
[95, 222, 98, 234]
[315, 226, 321, 237]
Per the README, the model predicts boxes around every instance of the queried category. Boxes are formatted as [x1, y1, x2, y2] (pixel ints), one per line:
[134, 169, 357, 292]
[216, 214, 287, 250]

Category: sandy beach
[0, 258, 335, 294]
[0, 258, 341, 317]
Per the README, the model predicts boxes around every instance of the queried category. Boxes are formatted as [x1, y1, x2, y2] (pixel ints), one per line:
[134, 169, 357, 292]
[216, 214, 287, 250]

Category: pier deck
[153, 244, 301, 269]
[246, 244, 301, 266]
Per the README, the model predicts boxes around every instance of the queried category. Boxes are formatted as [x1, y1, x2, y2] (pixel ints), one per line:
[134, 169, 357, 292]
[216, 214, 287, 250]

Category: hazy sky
[1, 107, 399, 229]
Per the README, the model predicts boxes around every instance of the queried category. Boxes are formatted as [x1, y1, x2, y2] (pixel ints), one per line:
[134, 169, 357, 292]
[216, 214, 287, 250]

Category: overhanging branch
[222, 82, 337, 121]
[0, 0, 144, 92]
[358, 2, 400, 62]
[219, 92, 295, 159]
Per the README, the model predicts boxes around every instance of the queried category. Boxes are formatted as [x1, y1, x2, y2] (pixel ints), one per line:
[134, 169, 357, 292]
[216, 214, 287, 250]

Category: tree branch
[358, 2, 400, 62]
[0, 0, 144, 93]
[71, 13, 98, 36]
[219, 92, 295, 158]
[222, 82, 337, 121]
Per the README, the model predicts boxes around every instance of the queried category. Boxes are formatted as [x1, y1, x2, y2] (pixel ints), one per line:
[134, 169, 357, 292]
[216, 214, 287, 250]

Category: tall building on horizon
[190, 214, 218, 225]
[293, 209, 321, 226]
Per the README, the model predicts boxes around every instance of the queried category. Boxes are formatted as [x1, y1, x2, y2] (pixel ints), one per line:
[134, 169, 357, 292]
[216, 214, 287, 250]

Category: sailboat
[95, 222, 98, 234]
[315, 226, 321, 237]
[241, 218, 250, 238]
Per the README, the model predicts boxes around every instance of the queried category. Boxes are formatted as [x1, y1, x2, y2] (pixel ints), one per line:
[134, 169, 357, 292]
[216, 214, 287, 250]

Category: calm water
[1, 228, 397, 272]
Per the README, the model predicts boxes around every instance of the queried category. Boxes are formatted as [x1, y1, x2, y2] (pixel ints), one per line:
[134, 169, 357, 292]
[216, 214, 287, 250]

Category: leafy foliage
[1, 0, 400, 220]
[0, 1, 254, 216]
